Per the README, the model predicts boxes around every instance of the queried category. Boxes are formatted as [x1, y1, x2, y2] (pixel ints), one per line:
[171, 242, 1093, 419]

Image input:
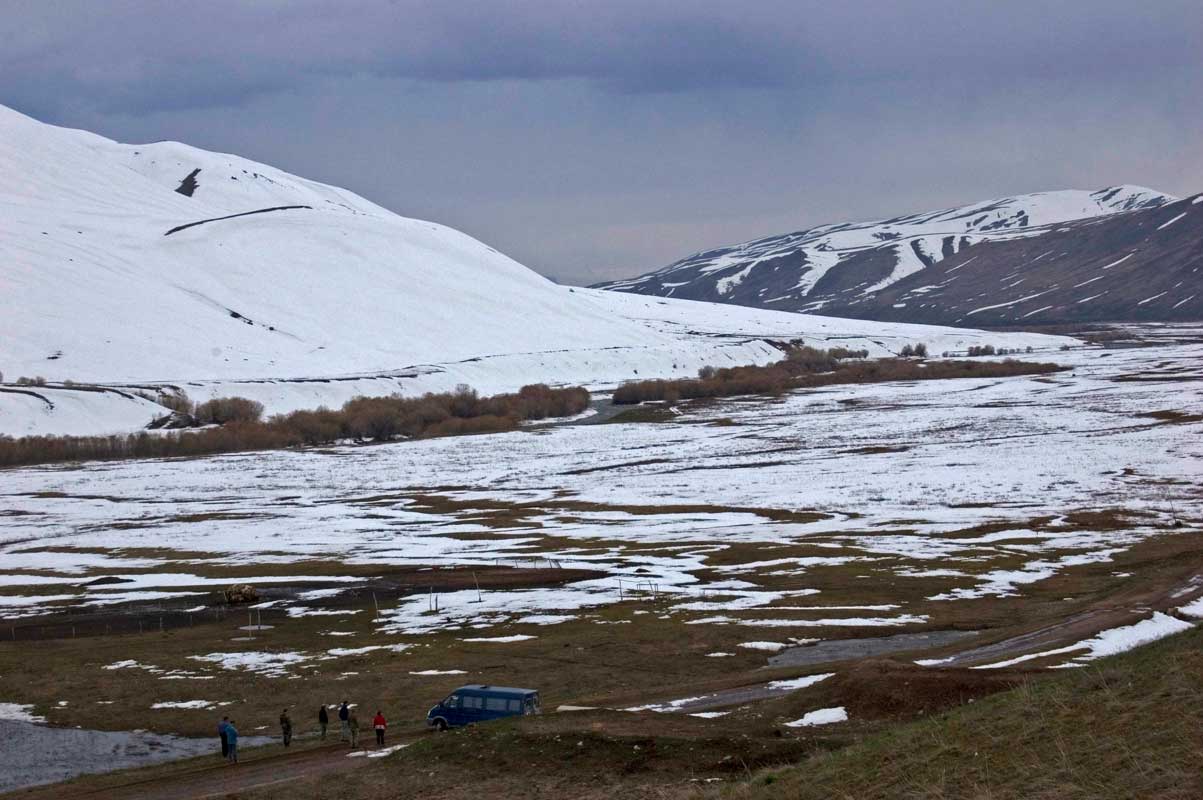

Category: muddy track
[8, 737, 420, 800]
[942, 569, 1203, 668]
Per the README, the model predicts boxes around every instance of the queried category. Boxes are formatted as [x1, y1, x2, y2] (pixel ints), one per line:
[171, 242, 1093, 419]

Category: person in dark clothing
[217, 715, 230, 758]
[338, 701, 350, 740]
[318, 705, 329, 740]
[372, 710, 387, 746]
[279, 708, 293, 747]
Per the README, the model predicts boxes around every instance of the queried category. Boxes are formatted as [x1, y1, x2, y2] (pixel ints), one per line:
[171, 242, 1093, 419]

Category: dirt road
[9, 740, 408, 800]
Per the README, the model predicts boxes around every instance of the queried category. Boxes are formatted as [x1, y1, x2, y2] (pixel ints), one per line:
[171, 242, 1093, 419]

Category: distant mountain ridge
[598, 187, 1203, 325]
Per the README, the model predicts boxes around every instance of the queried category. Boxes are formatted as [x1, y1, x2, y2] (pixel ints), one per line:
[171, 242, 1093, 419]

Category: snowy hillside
[0, 105, 1073, 436]
[596, 186, 1201, 324]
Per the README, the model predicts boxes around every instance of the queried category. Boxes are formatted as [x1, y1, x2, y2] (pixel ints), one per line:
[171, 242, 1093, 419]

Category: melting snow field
[0, 330, 1201, 678]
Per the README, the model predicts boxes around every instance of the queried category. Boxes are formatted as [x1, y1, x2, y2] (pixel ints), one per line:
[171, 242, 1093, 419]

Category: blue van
[426, 684, 541, 730]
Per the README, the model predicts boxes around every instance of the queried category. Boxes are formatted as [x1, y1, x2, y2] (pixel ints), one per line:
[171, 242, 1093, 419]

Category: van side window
[485, 696, 508, 712]
[507, 699, 522, 712]
[462, 696, 483, 710]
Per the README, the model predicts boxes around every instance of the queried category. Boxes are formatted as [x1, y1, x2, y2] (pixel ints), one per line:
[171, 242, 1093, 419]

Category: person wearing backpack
[338, 701, 350, 740]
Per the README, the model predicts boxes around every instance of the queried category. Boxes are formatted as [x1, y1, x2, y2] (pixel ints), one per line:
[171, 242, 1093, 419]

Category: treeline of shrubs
[0, 384, 590, 468]
[147, 394, 267, 426]
[612, 345, 1063, 405]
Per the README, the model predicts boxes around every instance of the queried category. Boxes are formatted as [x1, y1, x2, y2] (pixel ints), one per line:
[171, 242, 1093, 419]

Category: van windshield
[442, 694, 459, 707]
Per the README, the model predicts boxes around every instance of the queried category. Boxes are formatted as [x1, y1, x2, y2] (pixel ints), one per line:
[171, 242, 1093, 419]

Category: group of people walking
[217, 702, 390, 764]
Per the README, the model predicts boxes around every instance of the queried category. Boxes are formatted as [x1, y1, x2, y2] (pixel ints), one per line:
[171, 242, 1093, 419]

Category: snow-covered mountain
[0, 105, 1072, 436]
[597, 187, 1203, 325]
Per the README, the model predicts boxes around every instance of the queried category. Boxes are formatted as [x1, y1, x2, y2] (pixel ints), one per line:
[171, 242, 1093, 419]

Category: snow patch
[784, 706, 847, 727]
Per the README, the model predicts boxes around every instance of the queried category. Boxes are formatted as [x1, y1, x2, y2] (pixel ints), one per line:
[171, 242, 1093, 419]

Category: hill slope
[598, 188, 1203, 325]
[0, 105, 1071, 436]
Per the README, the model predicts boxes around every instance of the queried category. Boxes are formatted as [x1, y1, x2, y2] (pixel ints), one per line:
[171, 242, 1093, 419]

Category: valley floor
[0, 326, 1200, 796]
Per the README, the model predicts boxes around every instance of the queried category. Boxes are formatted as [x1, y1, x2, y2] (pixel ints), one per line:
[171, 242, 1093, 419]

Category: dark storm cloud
[6, 1, 1198, 112]
[1, 1, 1200, 283]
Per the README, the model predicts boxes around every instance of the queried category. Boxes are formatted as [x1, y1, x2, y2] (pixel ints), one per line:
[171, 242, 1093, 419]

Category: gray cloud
[1, 1, 1200, 283]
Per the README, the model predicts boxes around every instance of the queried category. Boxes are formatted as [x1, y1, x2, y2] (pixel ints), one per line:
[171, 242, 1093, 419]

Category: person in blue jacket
[225, 719, 239, 764]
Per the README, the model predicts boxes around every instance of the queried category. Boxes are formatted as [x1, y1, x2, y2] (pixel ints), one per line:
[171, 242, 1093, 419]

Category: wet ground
[0, 718, 273, 793]
[768, 630, 979, 668]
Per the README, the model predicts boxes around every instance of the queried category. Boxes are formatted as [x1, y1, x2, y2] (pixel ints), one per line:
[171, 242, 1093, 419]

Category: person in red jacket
[372, 710, 387, 747]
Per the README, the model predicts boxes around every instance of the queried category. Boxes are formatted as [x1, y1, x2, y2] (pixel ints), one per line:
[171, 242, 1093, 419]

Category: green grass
[711, 625, 1203, 800]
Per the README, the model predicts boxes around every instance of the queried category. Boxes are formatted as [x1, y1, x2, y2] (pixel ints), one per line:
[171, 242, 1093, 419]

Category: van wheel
[434, 719, 448, 732]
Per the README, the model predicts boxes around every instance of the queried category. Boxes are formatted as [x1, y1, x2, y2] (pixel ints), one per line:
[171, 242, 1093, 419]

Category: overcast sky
[3, 1, 1200, 284]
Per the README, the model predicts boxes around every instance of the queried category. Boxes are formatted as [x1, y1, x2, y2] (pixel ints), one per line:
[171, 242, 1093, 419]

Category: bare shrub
[195, 396, 264, 425]
[783, 346, 838, 373]
[0, 383, 593, 468]
[15, 376, 47, 386]
[342, 396, 411, 441]
[613, 347, 1063, 406]
[271, 407, 343, 446]
[159, 392, 194, 415]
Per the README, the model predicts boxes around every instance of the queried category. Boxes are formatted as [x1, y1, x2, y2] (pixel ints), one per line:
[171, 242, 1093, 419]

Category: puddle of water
[0, 719, 273, 792]
[768, 630, 978, 668]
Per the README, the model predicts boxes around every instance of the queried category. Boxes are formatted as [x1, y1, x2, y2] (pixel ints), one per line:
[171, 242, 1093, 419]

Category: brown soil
[804, 660, 1027, 719]
[6, 564, 598, 641]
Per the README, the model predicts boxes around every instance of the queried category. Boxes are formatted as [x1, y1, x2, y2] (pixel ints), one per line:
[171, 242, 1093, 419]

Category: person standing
[217, 715, 230, 759]
[318, 705, 329, 740]
[372, 710, 387, 747]
[347, 708, 360, 750]
[338, 701, 350, 740]
[279, 708, 293, 747]
[226, 719, 239, 764]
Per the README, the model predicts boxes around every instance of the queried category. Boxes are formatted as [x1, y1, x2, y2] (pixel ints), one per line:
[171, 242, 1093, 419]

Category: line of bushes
[612, 346, 1063, 405]
[0, 384, 590, 469]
